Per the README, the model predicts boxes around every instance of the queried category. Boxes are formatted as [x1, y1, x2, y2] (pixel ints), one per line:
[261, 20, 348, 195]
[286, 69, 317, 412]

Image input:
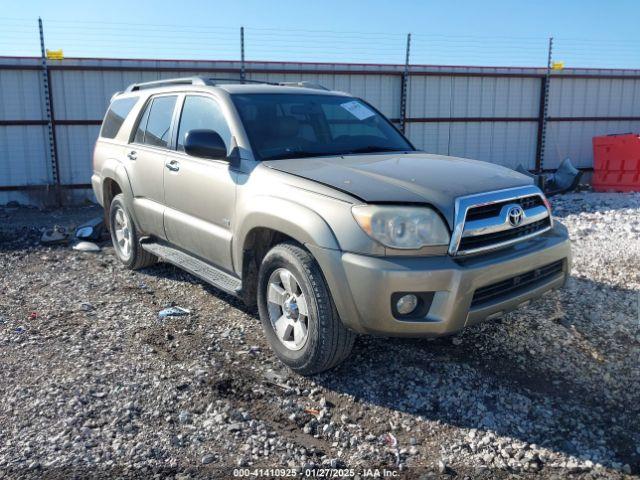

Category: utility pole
[240, 26, 246, 82]
[400, 33, 411, 134]
[537, 36, 554, 172]
[39, 17, 61, 204]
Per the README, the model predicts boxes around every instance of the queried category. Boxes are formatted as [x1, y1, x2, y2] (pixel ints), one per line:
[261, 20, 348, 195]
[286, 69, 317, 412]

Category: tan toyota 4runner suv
[92, 76, 571, 374]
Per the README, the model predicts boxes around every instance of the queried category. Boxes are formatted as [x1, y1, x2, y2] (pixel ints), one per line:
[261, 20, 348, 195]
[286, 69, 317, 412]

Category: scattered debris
[178, 411, 191, 424]
[72, 241, 101, 252]
[158, 306, 190, 319]
[545, 157, 583, 196]
[75, 217, 104, 241]
[384, 432, 400, 466]
[40, 225, 68, 245]
[80, 302, 95, 312]
[304, 408, 320, 417]
[515, 157, 583, 196]
[384, 432, 398, 448]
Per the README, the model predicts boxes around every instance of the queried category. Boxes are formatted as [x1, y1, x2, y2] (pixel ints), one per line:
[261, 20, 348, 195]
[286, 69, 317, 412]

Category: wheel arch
[100, 160, 139, 229]
[234, 197, 340, 306]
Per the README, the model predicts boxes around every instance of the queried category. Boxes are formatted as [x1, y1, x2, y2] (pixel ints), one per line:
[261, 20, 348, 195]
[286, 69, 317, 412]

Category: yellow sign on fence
[46, 49, 64, 60]
[552, 61, 565, 70]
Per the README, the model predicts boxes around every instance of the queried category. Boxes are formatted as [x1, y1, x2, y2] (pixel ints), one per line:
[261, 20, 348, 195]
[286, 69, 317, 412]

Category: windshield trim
[230, 93, 416, 161]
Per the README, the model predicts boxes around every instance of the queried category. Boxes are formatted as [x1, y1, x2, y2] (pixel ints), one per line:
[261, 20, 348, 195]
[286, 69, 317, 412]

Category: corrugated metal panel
[247, 72, 401, 118]
[543, 120, 640, 169]
[56, 125, 100, 184]
[408, 75, 540, 118]
[408, 121, 537, 169]
[451, 77, 539, 117]
[405, 122, 451, 154]
[549, 77, 640, 117]
[0, 69, 45, 120]
[407, 76, 453, 117]
[0, 125, 50, 186]
[50, 70, 193, 120]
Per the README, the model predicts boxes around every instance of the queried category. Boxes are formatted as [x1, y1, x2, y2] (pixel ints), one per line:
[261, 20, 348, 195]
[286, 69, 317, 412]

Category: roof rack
[125, 77, 208, 92]
[279, 81, 330, 91]
[206, 77, 278, 86]
[123, 76, 329, 93]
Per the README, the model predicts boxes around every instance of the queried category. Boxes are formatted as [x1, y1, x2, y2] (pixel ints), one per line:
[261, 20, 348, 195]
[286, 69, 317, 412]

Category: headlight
[352, 205, 450, 249]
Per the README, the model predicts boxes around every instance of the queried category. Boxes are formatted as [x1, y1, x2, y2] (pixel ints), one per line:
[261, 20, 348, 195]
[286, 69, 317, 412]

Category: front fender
[233, 195, 340, 274]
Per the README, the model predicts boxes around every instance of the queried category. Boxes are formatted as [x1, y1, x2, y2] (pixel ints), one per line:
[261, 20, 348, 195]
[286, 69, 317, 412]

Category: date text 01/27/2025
[232, 467, 401, 477]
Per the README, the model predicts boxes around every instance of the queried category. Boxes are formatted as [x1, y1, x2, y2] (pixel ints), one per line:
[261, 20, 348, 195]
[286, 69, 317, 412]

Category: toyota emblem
[507, 205, 524, 227]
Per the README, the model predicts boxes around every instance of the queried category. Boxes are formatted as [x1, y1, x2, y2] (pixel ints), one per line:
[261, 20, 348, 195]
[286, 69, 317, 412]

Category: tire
[108, 194, 157, 270]
[257, 242, 355, 375]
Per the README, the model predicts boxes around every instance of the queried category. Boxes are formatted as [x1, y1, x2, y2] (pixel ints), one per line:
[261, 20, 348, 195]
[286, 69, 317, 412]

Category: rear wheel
[108, 194, 156, 270]
[257, 242, 355, 375]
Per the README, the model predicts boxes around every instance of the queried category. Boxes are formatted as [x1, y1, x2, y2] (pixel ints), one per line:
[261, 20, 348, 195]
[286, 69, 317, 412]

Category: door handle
[165, 160, 180, 172]
[127, 151, 137, 161]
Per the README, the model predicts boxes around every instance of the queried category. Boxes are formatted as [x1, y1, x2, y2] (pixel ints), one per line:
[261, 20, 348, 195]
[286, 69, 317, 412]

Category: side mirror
[184, 129, 227, 160]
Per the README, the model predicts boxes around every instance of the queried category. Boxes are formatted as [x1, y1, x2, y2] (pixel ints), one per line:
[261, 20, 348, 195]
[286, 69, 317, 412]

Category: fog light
[396, 294, 418, 315]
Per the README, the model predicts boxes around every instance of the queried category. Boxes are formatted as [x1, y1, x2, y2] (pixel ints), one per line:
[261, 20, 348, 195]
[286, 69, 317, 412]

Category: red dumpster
[592, 133, 640, 192]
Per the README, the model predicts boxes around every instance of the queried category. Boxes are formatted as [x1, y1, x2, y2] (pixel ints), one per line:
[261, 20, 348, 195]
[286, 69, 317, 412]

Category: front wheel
[257, 242, 355, 375]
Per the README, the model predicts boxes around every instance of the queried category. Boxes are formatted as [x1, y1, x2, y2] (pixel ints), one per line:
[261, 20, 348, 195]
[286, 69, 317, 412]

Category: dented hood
[263, 152, 533, 227]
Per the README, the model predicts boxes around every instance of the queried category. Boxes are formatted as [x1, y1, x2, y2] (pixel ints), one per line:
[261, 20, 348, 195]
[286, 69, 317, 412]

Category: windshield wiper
[262, 146, 405, 161]
[262, 150, 335, 161]
[344, 146, 406, 154]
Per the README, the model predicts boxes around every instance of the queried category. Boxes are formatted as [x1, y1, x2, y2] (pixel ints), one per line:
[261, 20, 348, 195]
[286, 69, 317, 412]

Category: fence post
[535, 36, 553, 172]
[38, 17, 61, 204]
[240, 26, 246, 82]
[399, 33, 411, 134]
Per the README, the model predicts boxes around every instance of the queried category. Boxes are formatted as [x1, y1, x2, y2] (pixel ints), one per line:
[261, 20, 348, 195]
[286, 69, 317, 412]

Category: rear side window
[133, 95, 177, 148]
[100, 97, 138, 139]
[177, 96, 231, 153]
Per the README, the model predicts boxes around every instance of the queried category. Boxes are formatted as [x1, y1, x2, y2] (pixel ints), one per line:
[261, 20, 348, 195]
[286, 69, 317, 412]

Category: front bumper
[308, 222, 571, 337]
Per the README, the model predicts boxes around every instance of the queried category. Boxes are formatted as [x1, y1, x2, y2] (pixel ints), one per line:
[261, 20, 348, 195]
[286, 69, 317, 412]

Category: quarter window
[100, 97, 138, 139]
[177, 96, 231, 153]
[133, 95, 177, 148]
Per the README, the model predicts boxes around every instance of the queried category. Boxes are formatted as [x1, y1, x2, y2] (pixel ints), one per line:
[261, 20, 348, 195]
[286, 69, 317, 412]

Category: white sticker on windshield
[340, 100, 375, 120]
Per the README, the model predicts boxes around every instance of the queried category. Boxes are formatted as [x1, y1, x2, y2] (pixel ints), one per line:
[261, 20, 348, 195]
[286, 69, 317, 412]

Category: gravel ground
[0, 191, 638, 479]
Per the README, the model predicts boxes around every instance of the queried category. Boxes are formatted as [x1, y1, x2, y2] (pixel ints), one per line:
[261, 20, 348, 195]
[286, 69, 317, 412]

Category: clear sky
[2, 0, 639, 68]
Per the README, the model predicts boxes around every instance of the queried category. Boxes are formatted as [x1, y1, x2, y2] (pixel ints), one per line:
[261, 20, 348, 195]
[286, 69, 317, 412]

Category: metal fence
[2, 18, 640, 205]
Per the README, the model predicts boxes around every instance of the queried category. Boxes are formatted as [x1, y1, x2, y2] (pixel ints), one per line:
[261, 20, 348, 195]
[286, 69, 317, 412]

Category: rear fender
[100, 158, 140, 228]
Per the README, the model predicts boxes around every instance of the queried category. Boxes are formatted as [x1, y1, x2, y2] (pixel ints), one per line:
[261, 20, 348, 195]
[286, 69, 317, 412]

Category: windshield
[231, 93, 414, 160]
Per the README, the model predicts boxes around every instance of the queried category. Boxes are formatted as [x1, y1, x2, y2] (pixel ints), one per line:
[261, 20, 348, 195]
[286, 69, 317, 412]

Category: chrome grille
[465, 196, 545, 222]
[449, 186, 553, 256]
[458, 217, 551, 252]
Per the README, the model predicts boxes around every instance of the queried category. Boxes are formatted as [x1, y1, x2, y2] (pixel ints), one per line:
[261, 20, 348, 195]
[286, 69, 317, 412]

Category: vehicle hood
[263, 152, 533, 227]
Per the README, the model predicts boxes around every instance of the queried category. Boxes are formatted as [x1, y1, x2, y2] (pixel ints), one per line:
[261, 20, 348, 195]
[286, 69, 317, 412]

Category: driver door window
[176, 96, 231, 154]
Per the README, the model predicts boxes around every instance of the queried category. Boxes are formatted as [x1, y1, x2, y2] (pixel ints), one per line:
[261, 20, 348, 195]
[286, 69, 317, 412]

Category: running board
[141, 242, 242, 296]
